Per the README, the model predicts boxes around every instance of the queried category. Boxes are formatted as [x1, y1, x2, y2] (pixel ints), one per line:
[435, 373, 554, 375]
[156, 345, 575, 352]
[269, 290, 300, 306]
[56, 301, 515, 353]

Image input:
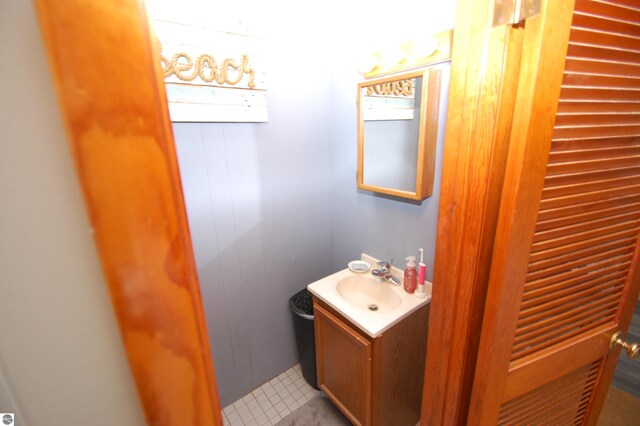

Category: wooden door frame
[35, 0, 222, 424]
[468, 0, 578, 422]
[422, 0, 529, 423]
[34, 0, 570, 425]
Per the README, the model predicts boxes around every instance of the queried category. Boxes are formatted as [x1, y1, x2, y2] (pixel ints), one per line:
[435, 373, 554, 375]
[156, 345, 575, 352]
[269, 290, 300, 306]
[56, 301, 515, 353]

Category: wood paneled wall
[173, 88, 336, 404]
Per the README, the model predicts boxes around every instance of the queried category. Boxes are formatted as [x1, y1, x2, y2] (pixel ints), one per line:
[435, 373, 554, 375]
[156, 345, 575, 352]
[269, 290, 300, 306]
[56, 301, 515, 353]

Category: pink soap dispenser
[404, 256, 417, 294]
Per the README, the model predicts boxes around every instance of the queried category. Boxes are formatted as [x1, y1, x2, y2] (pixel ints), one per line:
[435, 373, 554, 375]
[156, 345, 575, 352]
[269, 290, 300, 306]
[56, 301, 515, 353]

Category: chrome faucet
[371, 260, 401, 286]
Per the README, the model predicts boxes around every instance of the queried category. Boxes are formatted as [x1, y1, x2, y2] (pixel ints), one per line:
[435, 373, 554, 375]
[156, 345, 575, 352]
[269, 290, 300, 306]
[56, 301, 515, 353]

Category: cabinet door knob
[609, 331, 640, 360]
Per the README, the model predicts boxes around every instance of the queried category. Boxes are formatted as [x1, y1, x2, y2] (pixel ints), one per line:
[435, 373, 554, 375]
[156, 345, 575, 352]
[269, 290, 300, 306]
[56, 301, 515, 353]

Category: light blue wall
[329, 64, 449, 281]
[174, 30, 337, 405]
[173, 22, 450, 407]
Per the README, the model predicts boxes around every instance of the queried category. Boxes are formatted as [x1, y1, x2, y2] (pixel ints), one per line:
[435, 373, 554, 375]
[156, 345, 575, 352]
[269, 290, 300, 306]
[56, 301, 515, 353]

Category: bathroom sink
[307, 254, 431, 338]
[336, 275, 402, 312]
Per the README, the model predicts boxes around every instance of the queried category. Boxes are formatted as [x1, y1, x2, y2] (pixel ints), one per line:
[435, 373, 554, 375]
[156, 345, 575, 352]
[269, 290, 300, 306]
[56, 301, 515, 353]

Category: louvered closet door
[469, 0, 640, 424]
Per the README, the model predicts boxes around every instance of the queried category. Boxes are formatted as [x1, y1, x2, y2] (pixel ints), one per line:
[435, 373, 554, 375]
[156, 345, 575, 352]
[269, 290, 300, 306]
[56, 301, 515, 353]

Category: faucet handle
[377, 261, 390, 271]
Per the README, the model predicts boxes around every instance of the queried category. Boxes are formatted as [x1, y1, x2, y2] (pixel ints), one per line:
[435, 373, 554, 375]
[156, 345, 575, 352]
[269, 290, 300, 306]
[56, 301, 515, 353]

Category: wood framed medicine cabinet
[357, 68, 441, 201]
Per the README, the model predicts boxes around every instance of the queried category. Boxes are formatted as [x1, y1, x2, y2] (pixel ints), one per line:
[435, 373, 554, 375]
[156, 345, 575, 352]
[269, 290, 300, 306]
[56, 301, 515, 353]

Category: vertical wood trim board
[470, 0, 640, 424]
[34, 0, 222, 424]
[422, 0, 526, 423]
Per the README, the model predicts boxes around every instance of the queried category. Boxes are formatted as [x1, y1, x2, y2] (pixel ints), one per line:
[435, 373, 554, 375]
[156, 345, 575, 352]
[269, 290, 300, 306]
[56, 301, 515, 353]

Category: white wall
[0, 1, 145, 425]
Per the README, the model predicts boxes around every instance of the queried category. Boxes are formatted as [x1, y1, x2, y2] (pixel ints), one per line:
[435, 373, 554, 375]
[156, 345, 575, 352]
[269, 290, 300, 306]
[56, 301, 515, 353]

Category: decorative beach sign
[147, 1, 267, 122]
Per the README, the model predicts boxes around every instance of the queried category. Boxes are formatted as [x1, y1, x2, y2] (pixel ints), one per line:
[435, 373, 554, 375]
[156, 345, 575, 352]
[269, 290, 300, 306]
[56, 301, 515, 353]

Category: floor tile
[237, 404, 251, 417]
[254, 413, 268, 425]
[246, 398, 259, 410]
[261, 382, 273, 390]
[239, 412, 254, 424]
[278, 388, 291, 400]
[267, 393, 281, 404]
[220, 364, 319, 426]
[258, 398, 274, 411]
[279, 407, 291, 418]
[282, 395, 295, 406]
[264, 406, 278, 420]
[228, 418, 244, 426]
[226, 412, 242, 425]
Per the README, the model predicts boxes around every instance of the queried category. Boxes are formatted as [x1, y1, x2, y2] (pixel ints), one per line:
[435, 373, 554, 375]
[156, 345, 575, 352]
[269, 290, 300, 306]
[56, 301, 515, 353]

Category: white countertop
[307, 254, 431, 338]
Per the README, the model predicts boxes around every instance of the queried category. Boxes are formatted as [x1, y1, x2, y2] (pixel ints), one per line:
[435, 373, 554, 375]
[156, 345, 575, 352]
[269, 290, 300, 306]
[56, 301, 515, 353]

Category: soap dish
[348, 260, 371, 273]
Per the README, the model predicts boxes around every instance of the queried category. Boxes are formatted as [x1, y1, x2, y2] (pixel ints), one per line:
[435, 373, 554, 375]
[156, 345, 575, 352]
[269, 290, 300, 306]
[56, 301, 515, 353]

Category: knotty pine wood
[34, 0, 222, 424]
[314, 297, 429, 426]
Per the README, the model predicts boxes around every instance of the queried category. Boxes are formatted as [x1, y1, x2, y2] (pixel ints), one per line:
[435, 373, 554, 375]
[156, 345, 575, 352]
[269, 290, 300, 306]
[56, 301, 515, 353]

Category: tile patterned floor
[222, 364, 320, 426]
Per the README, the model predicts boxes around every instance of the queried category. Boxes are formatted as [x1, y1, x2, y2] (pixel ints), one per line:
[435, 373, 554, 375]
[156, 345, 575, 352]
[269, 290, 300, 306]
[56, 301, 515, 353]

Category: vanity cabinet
[313, 297, 429, 426]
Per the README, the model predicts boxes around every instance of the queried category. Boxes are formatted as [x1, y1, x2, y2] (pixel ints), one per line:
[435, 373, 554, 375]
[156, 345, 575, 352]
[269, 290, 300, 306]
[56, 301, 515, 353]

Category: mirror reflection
[362, 76, 423, 193]
[357, 68, 440, 201]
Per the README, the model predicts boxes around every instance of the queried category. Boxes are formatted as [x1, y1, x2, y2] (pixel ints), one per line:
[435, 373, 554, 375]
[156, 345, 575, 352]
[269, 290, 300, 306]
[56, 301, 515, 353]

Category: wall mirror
[357, 68, 441, 200]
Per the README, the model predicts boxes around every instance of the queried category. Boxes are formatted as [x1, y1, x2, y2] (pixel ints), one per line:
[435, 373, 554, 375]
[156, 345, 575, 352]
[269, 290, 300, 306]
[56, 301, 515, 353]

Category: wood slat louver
[469, 0, 640, 423]
[498, 361, 601, 425]
[510, 0, 640, 364]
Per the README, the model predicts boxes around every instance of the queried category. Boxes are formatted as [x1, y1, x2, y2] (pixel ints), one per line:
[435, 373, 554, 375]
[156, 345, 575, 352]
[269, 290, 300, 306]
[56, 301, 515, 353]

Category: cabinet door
[314, 302, 372, 426]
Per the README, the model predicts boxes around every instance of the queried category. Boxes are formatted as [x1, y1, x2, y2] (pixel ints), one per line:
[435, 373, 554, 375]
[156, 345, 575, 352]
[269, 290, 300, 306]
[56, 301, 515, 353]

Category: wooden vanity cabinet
[313, 297, 430, 426]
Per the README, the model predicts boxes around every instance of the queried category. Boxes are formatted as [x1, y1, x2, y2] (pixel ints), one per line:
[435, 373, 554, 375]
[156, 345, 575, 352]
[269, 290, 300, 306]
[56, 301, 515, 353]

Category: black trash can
[289, 288, 320, 390]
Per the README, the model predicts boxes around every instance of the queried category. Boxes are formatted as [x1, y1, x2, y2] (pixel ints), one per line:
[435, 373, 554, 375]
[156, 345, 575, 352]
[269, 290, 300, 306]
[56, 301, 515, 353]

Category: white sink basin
[336, 275, 402, 312]
[307, 254, 431, 338]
